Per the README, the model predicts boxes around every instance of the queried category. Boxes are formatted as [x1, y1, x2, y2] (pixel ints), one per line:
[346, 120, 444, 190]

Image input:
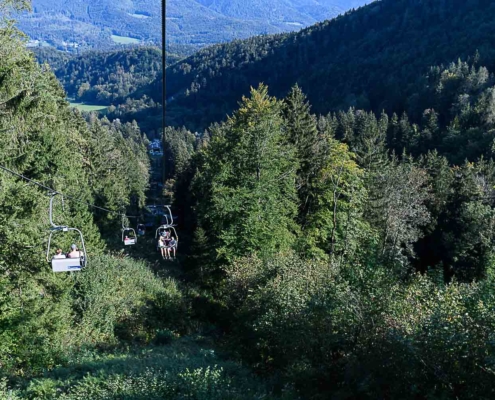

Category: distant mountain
[17, 0, 369, 52]
[192, 0, 340, 24]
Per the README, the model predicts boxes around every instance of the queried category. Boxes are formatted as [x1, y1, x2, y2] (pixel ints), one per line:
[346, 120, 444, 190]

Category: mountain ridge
[17, 0, 369, 51]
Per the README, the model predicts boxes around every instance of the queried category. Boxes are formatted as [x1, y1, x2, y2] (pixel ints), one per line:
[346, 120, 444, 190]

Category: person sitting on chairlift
[158, 236, 167, 259]
[168, 237, 177, 258]
[163, 233, 171, 253]
[67, 244, 82, 258]
[53, 248, 66, 259]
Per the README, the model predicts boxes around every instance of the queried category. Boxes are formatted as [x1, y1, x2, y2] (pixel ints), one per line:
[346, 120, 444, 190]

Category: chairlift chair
[46, 194, 87, 272]
[155, 206, 179, 248]
[123, 228, 137, 245]
[137, 223, 146, 236]
[156, 225, 179, 255]
[122, 215, 137, 246]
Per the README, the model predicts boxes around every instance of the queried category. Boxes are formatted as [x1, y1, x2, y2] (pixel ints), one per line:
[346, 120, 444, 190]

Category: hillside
[45, 47, 163, 103]
[6, 0, 495, 398]
[161, 0, 495, 130]
[0, 3, 295, 398]
[17, 0, 369, 51]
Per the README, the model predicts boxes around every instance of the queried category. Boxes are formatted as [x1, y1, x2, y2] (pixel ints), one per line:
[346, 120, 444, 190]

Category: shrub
[224, 254, 495, 399]
[73, 254, 185, 344]
[5, 340, 295, 400]
[0, 255, 185, 379]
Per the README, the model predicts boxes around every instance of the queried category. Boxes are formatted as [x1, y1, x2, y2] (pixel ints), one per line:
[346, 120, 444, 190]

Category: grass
[111, 35, 141, 45]
[2, 338, 292, 399]
[69, 102, 108, 112]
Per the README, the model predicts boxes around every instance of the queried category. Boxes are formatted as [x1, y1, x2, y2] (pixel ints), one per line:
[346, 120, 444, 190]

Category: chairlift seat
[52, 257, 82, 272]
[47, 194, 88, 271]
[122, 227, 137, 246]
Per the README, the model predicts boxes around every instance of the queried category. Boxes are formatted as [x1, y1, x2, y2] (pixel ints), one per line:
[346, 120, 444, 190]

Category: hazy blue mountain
[18, 0, 370, 52]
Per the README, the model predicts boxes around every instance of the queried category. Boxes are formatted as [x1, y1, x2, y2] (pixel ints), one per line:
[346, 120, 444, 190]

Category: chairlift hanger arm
[49, 193, 66, 229]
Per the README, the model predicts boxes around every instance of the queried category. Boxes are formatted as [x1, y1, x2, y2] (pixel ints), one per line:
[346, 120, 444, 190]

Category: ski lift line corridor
[0, 163, 181, 268]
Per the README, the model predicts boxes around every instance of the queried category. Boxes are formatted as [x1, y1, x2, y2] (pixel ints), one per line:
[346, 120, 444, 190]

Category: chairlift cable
[0, 163, 138, 218]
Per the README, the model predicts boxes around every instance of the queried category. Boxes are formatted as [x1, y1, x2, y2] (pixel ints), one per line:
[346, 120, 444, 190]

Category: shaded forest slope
[34, 47, 165, 104]
[162, 0, 495, 129]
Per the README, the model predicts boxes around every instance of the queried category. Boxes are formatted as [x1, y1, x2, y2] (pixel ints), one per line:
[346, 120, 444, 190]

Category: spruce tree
[282, 85, 322, 227]
[195, 85, 298, 263]
[301, 137, 367, 261]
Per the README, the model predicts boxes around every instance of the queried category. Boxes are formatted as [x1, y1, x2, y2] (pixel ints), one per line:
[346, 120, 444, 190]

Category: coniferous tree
[282, 85, 321, 227]
[434, 161, 495, 281]
[301, 137, 367, 260]
[194, 85, 298, 263]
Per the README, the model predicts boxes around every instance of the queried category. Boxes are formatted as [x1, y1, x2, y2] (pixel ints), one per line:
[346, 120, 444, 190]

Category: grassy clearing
[69, 102, 108, 112]
[111, 35, 141, 44]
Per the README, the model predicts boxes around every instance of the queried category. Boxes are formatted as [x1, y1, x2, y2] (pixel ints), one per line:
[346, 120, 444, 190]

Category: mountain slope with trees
[48, 47, 163, 104]
[162, 0, 495, 130]
[162, 79, 495, 399]
[6, 0, 495, 398]
[32, 47, 175, 136]
[153, 3, 495, 398]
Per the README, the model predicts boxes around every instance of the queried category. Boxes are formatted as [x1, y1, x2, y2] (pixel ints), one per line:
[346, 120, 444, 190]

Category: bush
[3, 340, 295, 400]
[224, 254, 495, 399]
[73, 254, 185, 344]
[0, 255, 185, 379]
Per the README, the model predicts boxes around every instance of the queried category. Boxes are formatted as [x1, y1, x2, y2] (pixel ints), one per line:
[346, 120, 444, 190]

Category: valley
[2, 0, 495, 398]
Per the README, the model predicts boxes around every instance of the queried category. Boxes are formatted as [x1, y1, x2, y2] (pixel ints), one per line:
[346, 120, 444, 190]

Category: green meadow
[111, 35, 141, 44]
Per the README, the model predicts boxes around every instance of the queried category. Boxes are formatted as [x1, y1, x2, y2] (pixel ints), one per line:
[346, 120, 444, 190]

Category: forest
[46, 0, 495, 134]
[161, 0, 495, 130]
[32, 47, 183, 137]
[163, 77, 495, 399]
[2, 0, 495, 398]
[17, 0, 368, 52]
